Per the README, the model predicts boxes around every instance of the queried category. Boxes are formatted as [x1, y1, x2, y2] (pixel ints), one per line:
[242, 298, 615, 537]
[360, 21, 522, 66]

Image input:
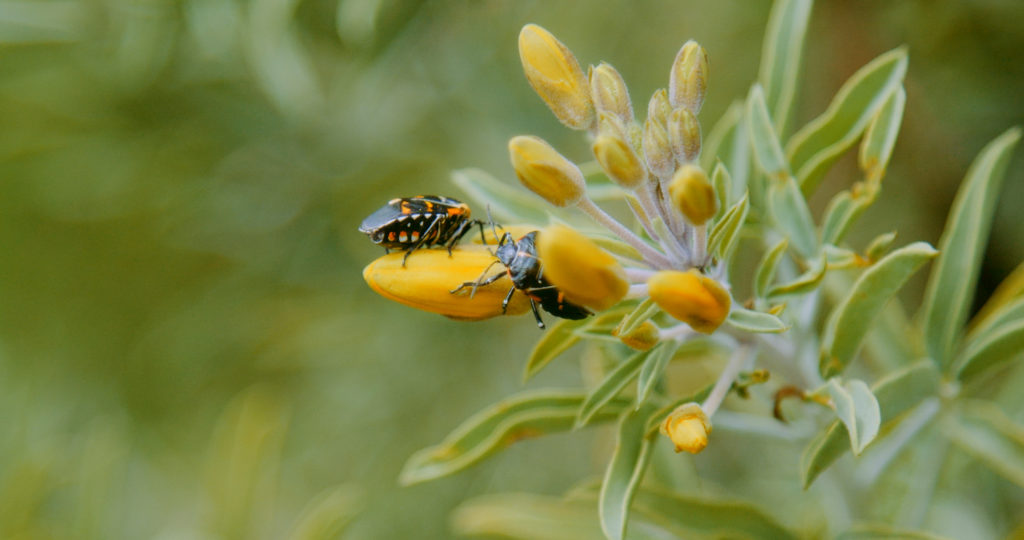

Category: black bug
[359, 195, 485, 266]
[452, 230, 591, 329]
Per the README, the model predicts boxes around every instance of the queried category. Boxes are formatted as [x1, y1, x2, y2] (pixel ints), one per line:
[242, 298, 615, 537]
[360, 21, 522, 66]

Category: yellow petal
[615, 320, 660, 351]
[593, 135, 646, 189]
[647, 269, 731, 333]
[535, 225, 629, 311]
[668, 165, 717, 226]
[659, 402, 711, 454]
[363, 246, 530, 320]
[518, 24, 594, 130]
[509, 135, 585, 207]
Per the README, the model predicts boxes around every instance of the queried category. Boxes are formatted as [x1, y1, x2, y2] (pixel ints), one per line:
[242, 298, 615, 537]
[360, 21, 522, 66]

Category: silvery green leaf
[858, 86, 906, 183]
[452, 168, 550, 224]
[599, 405, 658, 540]
[943, 401, 1024, 488]
[286, 485, 362, 540]
[956, 312, 1024, 382]
[864, 231, 898, 262]
[919, 128, 1022, 371]
[786, 48, 908, 195]
[747, 84, 791, 179]
[838, 524, 954, 540]
[969, 261, 1024, 334]
[400, 390, 631, 485]
[616, 297, 660, 337]
[820, 242, 937, 377]
[629, 487, 800, 540]
[702, 101, 749, 193]
[824, 244, 860, 269]
[767, 173, 817, 258]
[636, 341, 682, 407]
[757, 0, 813, 135]
[523, 318, 587, 382]
[754, 238, 789, 300]
[451, 493, 606, 540]
[711, 161, 732, 221]
[577, 351, 649, 427]
[821, 189, 872, 247]
[708, 192, 749, 262]
[727, 307, 789, 333]
[827, 378, 881, 455]
[768, 255, 827, 298]
[801, 361, 940, 488]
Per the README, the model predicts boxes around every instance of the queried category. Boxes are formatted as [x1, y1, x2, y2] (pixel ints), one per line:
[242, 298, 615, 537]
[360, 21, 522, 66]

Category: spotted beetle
[359, 195, 486, 266]
[451, 230, 591, 329]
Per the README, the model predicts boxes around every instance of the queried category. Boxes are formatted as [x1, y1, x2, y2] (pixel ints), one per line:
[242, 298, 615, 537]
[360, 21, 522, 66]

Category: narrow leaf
[767, 173, 817, 258]
[957, 317, 1024, 382]
[599, 405, 658, 540]
[943, 401, 1024, 488]
[838, 524, 954, 540]
[969, 261, 1024, 333]
[747, 84, 791, 178]
[820, 242, 937, 377]
[757, 0, 813, 135]
[452, 494, 605, 540]
[821, 189, 872, 247]
[636, 341, 682, 406]
[726, 307, 789, 333]
[452, 168, 550, 224]
[400, 390, 631, 485]
[801, 361, 940, 488]
[708, 192, 749, 261]
[616, 297, 660, 337]
[286, 486, 362, 540]
[768, 255, 827, 298]
[827, 379, 881, 455]
[523, 318, 587, 382]
[702, 102, 741, 173]
[755, 238, 789, 300]
[711, 161, 732, 221]
[864, 231, 898, 262]
[858, 86, 906, 183]
[629, 487, 800, 540]
[577, 351, 649, 427]
[787, 48, 908, 195]
[920, 127, 1022, 370]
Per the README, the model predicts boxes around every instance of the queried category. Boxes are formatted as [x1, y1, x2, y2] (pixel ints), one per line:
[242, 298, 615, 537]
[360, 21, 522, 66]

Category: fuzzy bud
[667, 107, 701, 163]
[647, 89, 672, 126]
[593, 135, 647, 190]
[642, 117, 675, 179]
[668, 165, 717, 226]
[647, 269, 731, 333]
[509, 135, 585, 207]
[615, 320, 660, 351]
[535, 225, 629, 311]
[668, 40, 709, 114]
[590, 62, 633, 127]
[659, 402, 711, 454]
[518, 24, 594, 130]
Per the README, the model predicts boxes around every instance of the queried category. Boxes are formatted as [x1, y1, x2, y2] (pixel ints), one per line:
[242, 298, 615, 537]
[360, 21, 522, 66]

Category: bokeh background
[1, 0, 1022, 538]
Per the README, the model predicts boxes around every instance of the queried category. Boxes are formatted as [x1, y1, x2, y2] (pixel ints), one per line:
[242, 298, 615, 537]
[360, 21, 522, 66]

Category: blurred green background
[1, 0, 1022, 538]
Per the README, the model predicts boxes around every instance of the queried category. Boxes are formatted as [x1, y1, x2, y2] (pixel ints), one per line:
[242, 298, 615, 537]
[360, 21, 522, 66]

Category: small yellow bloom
[518, 24, 594, 130]
[667, 107, 701, 164]
[647, 269, 731, 333]
[668, 40, 709, 114]
[363, 245, 530, 320]
[668, 165, 717, 226]
[590, 63, 633, 127]
[660, 402, 711, 454]
[535, 225, 629, 311]
[642, 116, 675, 179]
[509, 135, 586, 207]
[593, 135, 646, 190]
[614, 320, 660, 351]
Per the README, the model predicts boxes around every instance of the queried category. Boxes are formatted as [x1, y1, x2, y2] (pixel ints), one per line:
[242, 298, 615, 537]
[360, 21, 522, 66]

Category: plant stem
[576, 196, 674, 268]
[702, 346, 751, 416]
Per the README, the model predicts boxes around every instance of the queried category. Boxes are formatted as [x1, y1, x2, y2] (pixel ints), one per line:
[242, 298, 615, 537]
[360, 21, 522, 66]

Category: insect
[452, 230, 591, 329]
[359, 195, 486, 266]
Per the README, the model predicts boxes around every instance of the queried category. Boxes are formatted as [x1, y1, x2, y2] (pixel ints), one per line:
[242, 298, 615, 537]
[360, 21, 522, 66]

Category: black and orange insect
[359, 195, 485, 266]
[452, 230, 591, 329]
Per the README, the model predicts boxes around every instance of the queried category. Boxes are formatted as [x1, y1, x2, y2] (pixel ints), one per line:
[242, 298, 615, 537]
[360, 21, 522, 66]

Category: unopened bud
[643, 117, 675, 179]
[363, 246, 531, 320]
[647, 89, 671, 126]
[667, 107, 701, 163]
[668, 40, 709, 114]
[509, 135, 585, 207]
[647, 269, 731, 333]
[593, 135, 646, 189]
[535, 225, 629, 311]
[659, 402, 711, 454]
[518, 24, 594, 130]
[668, 165, 717, 226]
[590, 63, 633, 126]
[596, 112, 629, 141]
[614, 320, 660, 351]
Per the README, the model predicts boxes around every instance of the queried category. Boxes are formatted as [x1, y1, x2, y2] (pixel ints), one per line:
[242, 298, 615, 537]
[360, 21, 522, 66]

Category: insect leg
[528, 298, 546, 329]
[402, 214, 443, 267]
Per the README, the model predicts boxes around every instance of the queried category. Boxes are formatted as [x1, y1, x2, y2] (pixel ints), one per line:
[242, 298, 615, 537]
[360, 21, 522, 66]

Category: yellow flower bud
[614, 320, 660, 351]
[590, 62, 633, 126]
[593, 135, 646, 190]
[659, 402, 711, 454]
[668, 40, 709, 114]
[509, 135, 585, 207]
[535, 225, 629, 311]
[596, 112, 629, 141]
[668, 165, 717, 226]
[642, 116, 675, 179]
[363, 245, 531, 320]
[518, 24, 594, 130]
[667, 107, 701, 164]
[647, 269, 731, 333]
[647, 88, 671, 126]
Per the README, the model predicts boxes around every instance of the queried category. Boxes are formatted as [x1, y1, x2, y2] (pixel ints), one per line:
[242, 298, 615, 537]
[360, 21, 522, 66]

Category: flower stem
[625, 268, 656, 281]
[576, 196, 674, 268]
[627, 283, 649, 298]
[702, 346, 751, 417]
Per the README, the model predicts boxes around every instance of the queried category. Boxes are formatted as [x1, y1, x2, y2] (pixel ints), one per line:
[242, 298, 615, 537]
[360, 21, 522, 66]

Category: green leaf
[452, 493, 605, 540]
[820, 242, 937, 377]
[708, 192, 749, 261]
[801, 361, 940, 488]
[864, 231, 898, 262]
[943, 401, 1024, 488]
[754, 238, 789, 300]
[821, 189, 872, 247]
[523, 318, 588, 382]
[451, 168, 550, 224]
[956, 314, 1024, 382]
[599, 405, 658, 540]
[286, 485, 362, 540]
[767, 173, 817, 258]
[746, 84, 791, 178]
[702, 101, 749, 193]
[858, 87, 906, 183]
[636, 341, 682, 407]
[838, 524, 954, 540]
[616, 297, 660, 338]
[768, 255, 827, 298]
[629, 487, 800, 540]
[969, 261, 1024, 333]
[711, 161, 732, 221]
[920, 128, 1022, 371]
[577, 351, 649, 427]
[786, 48, 908, 195]
[826, 379, 881, 455]
[726, 307, 789, 333]
[757, 0, 812, 136]
[400, 390, 630, 485]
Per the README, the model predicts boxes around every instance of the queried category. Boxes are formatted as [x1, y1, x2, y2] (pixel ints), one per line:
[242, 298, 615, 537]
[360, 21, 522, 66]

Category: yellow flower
[647, 269, 731, 333]
[590, 62, 633, 126]
[362, 245, 530, 320]
[614, 320, 660, 351]
[509, 135, 586, 207]
[593, 135, 646, 190]
[535, 225, 628, 311]
[668, 165, 717, 226]
[660, 402, 712, 454]
[668, 40, 709, 114]
[518, 24, 594, 130]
